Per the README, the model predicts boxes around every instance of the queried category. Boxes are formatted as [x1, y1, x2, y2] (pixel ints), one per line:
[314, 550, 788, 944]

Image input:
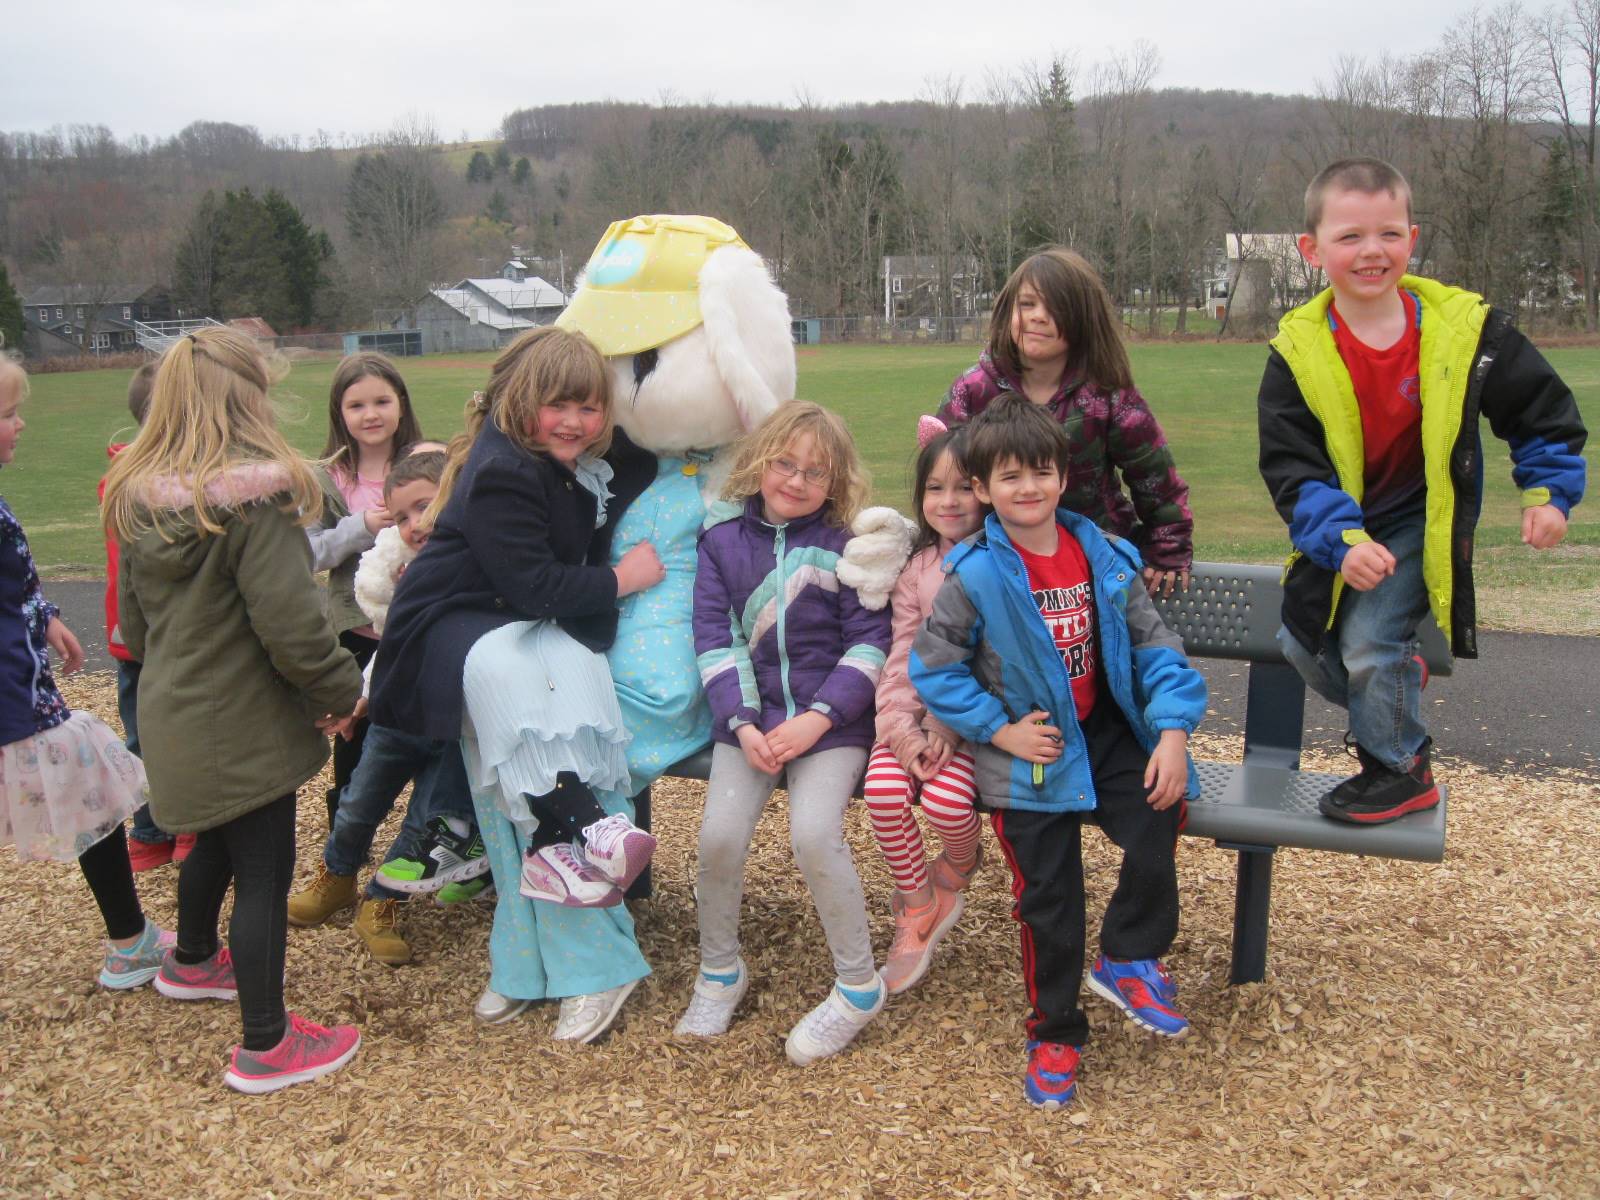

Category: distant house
[20, 283, 177, 358]
[406, 261, 567, 354]
[1221, 234, 1323, 316]
[881, 255, 984, 322]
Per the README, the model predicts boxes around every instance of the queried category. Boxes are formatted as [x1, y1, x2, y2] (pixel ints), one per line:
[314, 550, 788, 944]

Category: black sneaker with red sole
[1318, 738, 1440, 824]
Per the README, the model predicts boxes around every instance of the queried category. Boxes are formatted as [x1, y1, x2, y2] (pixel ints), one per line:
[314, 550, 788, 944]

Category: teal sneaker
[97, 921, 176, 990]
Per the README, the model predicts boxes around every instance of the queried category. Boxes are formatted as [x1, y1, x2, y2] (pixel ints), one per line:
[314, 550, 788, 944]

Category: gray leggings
[696, 742, 875, 986]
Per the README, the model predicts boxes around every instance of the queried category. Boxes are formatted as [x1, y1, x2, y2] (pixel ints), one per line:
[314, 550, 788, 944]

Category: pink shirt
[874, 539, 966, 757]
[334, 466, 385, 640]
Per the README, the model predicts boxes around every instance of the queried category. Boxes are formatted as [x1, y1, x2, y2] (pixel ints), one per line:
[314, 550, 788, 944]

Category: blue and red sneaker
[1086, 955, 1189, 1038]
[1024, 1040, 1080, 1108]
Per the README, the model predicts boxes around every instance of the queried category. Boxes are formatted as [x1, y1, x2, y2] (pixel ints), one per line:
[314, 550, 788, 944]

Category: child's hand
[991, 712, 1062, 765]
[1143, 567, 1190, 599]
[1522, 503, 1568, 549]
[735, 723, 780, 774]
[614, 541, 666, 597]
[910, 731, 955, 782]
[363, 504, 393, 535]
[1144, 729, 1189, 810]
[45, 617, 85, 674]
[1340, 540, 1395, 591]
[318, 697, 367, 741]
[767, 711, 832, 765]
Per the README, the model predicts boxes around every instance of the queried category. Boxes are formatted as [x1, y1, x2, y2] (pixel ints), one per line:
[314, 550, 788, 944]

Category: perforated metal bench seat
[647, 561, 1450, 986]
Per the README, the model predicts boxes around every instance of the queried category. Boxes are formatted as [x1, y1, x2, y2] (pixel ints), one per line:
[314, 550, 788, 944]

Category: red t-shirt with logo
[1014, 524, 1099, 721]
[1330, 290, 1425, 522]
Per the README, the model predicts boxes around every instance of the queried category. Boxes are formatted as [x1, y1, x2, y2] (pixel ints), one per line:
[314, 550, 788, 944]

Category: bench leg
[1228, 846, 1275, 985]
[624, 784, 652, 903]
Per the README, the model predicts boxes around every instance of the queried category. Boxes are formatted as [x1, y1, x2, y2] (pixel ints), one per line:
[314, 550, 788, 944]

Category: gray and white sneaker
[553, 979, 639, 1043]
[474, 986, 532, 1025]
[674, 958, 749, 1037]
[785, 974, 886, 1066]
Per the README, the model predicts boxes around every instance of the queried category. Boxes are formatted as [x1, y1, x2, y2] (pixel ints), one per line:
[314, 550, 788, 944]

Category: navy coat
[369, 421, 655, 742]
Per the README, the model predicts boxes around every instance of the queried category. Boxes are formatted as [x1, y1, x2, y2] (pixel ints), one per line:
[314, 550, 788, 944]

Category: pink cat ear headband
[917, 415, 948, 447]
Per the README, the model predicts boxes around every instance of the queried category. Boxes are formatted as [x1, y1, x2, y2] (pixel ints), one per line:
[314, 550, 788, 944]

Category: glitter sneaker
[520, 842, 623, 907]
[578, 813, 657, 891]
[223, 1012, 361, 1095]
[553, 979, 638, 1043]
[154, 947, 239, 1001]
[97, 921, 176, 990]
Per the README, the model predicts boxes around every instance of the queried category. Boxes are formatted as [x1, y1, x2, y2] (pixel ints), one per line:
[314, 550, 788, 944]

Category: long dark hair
[988, 248, 1133, 393]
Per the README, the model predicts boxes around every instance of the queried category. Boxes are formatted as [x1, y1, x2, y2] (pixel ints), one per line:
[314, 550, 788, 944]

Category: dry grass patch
[4, 674, 1596, 1198]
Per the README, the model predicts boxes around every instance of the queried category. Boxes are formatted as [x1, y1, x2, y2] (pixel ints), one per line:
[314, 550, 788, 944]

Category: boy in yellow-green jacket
[1258, 158, 1587, 824]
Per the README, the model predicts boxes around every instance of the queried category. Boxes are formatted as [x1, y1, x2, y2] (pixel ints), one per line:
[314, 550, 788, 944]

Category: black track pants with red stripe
[990, 701, 1182, 1047]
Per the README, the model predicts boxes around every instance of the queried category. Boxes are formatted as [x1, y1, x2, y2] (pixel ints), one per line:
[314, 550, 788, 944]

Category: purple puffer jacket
[693, 497, 891, 754]
[938, 352, 1195, 571]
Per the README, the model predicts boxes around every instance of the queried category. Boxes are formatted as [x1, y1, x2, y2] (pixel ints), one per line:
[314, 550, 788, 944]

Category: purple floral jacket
[938, 352, 1195, 571]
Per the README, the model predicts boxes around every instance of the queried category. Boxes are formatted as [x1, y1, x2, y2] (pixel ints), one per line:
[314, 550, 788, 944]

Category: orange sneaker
[881, 888, 964, 994]
[928, 844, 982, 895]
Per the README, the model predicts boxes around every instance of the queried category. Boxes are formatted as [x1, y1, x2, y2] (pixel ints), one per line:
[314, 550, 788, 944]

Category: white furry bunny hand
[353, 525, 415, 635]
[837, 506, 917, 610]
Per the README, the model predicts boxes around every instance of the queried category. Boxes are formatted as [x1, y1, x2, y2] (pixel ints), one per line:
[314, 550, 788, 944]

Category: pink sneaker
[172, 833, 198, 863]
[223, 1012, 361, 1095]
[580, 813, 657, 890]
[881, 888, 965, 994]
[519, 843, 623, 907]
[928, 844, 983, 895]
[154, 947, 239, 1001]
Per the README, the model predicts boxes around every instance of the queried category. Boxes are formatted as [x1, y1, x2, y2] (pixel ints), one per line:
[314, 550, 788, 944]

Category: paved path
[42, 579, 1598, 774]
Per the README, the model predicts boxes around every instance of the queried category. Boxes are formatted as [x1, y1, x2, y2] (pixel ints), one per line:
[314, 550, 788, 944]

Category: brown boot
[286, 864, 358, 927]
[354, 898, 412, 966]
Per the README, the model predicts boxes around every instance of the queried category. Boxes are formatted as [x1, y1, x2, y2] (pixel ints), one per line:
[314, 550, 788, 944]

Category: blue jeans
[117, 659, 169, 844]
[322, 724, 474, 901]
[1277, 509, 1431, 769]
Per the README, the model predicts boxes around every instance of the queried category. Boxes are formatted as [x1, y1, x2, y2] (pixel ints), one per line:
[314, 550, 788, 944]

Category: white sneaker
[553, 979, 639, 1043]
[474, 986, 532, 1025]
[580, 813, 657, 890]
[673, 959, 749, 1037]
[784, 974, 886, 1066]
[520, 843, 623, 907]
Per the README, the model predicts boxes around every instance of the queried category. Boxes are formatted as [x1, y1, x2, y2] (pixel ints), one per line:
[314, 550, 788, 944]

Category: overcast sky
[8, 0, 1474, 143]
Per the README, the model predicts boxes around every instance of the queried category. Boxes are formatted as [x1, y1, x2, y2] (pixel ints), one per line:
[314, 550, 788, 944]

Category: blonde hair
[0, 355, 27, 406]
[721, 401, 868, 528]
[102, 327, 322, 541]
[427, 326, 613, 525]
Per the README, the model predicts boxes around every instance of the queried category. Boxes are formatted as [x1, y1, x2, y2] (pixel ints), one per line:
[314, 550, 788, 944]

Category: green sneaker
[375, 816, 489, 895]
[436, 876, 493, 907]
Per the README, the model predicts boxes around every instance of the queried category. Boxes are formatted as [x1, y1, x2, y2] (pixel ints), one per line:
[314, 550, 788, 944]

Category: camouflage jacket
[936, 352, 1194, 571]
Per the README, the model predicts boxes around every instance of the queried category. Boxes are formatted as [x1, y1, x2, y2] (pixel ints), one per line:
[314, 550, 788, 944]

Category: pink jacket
[874, 540, 968, 758]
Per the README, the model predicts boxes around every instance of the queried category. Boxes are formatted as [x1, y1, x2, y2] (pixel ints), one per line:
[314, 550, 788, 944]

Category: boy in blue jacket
[910, 397, 1207, 1109]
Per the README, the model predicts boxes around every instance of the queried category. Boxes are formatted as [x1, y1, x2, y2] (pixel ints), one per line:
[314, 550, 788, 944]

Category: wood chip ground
[3, 672, 1596, 1198]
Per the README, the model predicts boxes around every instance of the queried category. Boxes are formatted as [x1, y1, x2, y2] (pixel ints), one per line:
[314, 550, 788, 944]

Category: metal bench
[635, 561, 1450, 986]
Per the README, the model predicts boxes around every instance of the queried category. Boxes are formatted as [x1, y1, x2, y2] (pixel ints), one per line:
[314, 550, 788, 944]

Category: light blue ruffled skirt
[460, 621, 631, 832]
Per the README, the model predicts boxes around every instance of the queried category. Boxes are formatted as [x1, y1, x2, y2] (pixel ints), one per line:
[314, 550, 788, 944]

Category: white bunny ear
[698, 245, 797, 433]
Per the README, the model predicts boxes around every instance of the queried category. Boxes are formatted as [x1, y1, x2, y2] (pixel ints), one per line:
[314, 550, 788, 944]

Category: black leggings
[77, 824, 146, 941]
[327, 631, 378, 826]
[175, 794, 296, 1051]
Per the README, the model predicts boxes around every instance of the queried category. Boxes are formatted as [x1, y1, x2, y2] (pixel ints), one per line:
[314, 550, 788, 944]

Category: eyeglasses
[768, 457, 831, 487]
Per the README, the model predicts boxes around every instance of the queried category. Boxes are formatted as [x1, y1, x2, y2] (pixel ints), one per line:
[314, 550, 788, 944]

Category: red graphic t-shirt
[1330, 290, 1425, 522]
[1014, 525, 1099, 720]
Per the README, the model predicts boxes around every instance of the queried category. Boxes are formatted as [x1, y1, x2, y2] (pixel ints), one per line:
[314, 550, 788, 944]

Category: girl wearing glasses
[683, 401, 893, 1067]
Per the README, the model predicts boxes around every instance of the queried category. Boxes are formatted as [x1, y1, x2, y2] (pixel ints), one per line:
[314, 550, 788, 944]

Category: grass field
[10, 341, 1597, 630]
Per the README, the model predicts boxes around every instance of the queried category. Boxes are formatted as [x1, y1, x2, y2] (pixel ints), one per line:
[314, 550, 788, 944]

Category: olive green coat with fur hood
[117, 463, 363, 833]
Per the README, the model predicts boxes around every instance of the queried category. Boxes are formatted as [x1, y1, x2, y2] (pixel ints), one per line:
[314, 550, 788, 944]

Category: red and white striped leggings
[862, 741, 982, 895]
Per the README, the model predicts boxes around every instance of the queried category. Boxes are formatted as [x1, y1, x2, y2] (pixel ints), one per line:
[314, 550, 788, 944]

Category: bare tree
[1540, 0, 1600, 327]
[345, 117, 446, 310]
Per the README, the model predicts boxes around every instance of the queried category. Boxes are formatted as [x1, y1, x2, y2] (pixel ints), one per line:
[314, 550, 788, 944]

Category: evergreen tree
[512, 156, 532, 186]
[492, 143, 512, 173]
[172, 189, 331, 328]
[466, 150, 494, 183]
[0, 261, 24, 355]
